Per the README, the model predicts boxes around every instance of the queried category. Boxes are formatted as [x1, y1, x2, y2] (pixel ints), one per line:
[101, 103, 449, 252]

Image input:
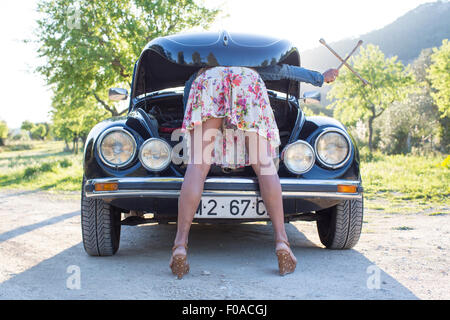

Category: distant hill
[300, 1, 450, 102]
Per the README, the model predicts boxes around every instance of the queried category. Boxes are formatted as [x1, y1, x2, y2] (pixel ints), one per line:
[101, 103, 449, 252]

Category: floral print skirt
[182, 66, 280, 169]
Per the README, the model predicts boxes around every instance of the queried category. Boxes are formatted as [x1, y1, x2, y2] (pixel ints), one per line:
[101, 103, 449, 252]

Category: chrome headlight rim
[314, 128, 352, 169]
[138, 138, 173, 172]
[97, 127, 137, 168]
[281, 140, 316, 175]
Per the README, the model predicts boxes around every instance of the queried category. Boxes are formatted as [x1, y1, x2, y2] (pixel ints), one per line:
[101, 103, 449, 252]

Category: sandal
[276, 240, 297, 276]
[170, 243, 190, 279]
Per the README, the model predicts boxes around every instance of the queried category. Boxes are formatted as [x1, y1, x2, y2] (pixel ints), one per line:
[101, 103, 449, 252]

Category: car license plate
[194, 196, 269, 219]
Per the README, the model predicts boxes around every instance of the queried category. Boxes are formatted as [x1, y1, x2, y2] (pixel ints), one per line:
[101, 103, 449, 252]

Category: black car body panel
[132, 30, 301, 99]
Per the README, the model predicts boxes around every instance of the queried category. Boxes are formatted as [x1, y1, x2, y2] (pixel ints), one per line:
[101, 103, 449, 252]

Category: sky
[0, 0, 437, 129]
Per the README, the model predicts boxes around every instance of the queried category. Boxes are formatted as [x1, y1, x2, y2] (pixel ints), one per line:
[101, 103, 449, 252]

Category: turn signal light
[95, 183, 118, 192]
[337, 185, 357, 193]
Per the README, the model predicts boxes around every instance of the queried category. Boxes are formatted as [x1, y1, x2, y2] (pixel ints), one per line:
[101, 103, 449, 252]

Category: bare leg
[170, 118, 223, 263]
[247, 133, 297, 264]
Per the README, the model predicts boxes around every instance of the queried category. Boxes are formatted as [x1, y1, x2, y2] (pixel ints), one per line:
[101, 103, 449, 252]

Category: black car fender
[289, 115, 361, 181]
[83, 117, 145, 179]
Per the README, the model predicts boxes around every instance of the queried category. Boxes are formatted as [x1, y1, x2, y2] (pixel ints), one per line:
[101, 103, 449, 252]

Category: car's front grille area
[170, 162, 258, 177]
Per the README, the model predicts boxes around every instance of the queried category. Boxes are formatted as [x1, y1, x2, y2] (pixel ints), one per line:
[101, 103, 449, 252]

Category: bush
[40, 162, 58, 173]
[23, 161, 59, 179]
[23, 166, 39, 178]
[359, 146, 384, 163]
[59, 159, 72, 168]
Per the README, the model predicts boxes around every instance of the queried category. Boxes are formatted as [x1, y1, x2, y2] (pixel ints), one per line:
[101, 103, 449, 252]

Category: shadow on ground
[0, 189, 43, 199]
[0, 216, 417, 300]
[0, 211, 79, 242]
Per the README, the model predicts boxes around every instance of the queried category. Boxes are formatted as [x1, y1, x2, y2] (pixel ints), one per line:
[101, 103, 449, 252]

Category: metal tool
[319, 38, 370, 86]
[337, 40, 363, 70]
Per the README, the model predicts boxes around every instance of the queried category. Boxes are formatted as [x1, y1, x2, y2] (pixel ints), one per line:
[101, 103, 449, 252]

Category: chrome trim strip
[85, 177, 362, 199]
[86, 189, 361, 199]
[86, 176, 361, 186]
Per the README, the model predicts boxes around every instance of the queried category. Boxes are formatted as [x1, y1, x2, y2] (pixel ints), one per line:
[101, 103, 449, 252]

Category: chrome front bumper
[84, 177, 363, 200]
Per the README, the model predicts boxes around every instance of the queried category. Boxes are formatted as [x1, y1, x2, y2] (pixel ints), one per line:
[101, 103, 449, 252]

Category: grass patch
[0, 141, 83, 191]
[427, 212, 447, 216]
[361, 152, 449, 204]
[0, 143, 33, 152]
[59, 158, 72, 168]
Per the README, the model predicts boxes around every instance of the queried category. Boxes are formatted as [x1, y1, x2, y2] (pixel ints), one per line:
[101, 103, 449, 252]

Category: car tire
[81, 176, 121, 256]
[316, 197, 363, 250]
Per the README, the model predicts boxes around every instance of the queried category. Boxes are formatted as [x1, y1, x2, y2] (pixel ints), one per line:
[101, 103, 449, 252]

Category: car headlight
[315, 129, 351, 169]
[282, 141, 315, 174]
[139, 138, 172, 171]
[98, 128, 136, 168]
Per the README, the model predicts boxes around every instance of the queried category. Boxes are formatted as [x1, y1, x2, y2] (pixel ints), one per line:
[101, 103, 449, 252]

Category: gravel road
[0, 189, 448, 300]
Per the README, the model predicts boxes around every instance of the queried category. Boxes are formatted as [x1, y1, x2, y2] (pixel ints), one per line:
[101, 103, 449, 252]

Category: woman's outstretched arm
[255, 64, 338, 86]
[182, 66, 339, 113]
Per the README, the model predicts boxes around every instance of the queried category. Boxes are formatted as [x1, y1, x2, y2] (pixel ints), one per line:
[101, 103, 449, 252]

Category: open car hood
[132, 31, 301, 99]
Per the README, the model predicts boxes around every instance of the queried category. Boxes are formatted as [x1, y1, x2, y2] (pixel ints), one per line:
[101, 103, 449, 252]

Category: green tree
[51, 90, 108, 153]
[378, 87, 438, 154]
[409, 47, 448, 153]
[428, 39, 450, 118]
[0, 121, 8, 146]
[327, 44, 414, 152]
[30, 123, 48, 140]
[21, 120, 34, 132]
[427, 39, 450, 152]
[377, 48, 441, 155]
[35, 0, 220, 118]
[411, 48, 433, 84]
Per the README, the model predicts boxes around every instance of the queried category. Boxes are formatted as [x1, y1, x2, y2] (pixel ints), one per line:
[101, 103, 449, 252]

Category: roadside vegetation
[0, 141, 82, 192]
[362, 152, 449, 202]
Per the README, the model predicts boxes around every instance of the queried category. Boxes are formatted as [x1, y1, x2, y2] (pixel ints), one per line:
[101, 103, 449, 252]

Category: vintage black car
[81, 31, 363, 256]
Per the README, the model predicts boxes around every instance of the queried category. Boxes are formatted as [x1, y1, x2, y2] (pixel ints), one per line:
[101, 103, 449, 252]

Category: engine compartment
[133, 91, 299, 176]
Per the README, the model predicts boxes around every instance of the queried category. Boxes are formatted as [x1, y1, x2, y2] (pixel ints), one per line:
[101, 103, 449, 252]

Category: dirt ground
[0, 189, 448, 300]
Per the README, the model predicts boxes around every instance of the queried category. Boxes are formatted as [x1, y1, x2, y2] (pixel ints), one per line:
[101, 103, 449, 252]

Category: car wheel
[81, 176, 121, 256]
[316, 197, 363, 250]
